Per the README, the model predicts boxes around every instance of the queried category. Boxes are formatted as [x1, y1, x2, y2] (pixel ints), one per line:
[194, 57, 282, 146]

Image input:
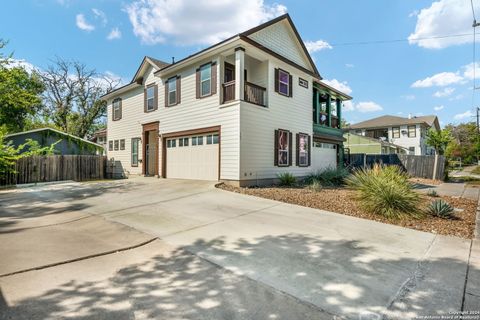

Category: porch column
[235, 47, 245, 101]
[337, 99, 342, 128]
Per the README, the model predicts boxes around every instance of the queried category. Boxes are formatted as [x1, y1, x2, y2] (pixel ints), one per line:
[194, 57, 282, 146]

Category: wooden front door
[142, 122, 159, 176]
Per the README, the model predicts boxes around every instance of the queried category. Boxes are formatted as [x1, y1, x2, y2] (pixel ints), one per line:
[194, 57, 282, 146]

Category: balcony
[221, 81, 267, 107]
[222, 80, 235, 104]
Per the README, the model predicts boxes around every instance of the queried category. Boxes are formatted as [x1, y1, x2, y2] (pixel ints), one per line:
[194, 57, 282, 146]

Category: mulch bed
[218, 184, 477, 239]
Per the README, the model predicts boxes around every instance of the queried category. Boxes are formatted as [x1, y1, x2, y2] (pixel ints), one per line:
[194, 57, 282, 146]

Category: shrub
[427, 199, 454, 219]
[426, 189, 439, 197]
[277, 172, 296, 186]
[308, 179, 323, 192]
[305, 166, 349, 187]
[346, 164, 420, 219]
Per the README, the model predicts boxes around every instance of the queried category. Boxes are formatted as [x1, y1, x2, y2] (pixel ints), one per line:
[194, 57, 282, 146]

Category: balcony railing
[244, 81, 266, 107]
[222, 80, 236, 104]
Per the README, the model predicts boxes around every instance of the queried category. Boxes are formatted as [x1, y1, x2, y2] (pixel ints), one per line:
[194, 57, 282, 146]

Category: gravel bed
[218, 184, 477, 239]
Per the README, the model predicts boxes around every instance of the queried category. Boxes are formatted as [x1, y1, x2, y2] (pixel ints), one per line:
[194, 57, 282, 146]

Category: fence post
[432, 154, 438, 180]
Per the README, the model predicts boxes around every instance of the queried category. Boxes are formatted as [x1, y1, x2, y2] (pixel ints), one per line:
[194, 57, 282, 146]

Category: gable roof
[155, 13, 320, 78]
[349, 115, 440, 130]
[131, 56, 170, 83]
[5, 127, 103, 149]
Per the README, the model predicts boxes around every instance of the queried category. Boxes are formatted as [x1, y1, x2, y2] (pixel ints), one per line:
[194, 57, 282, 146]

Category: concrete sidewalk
[416, 182, 480, 200]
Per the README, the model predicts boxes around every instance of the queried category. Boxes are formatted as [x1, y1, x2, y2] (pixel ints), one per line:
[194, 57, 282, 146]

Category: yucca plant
[305, 167, 349, 187]
[277, 172, 296, 186]
[427, 199, 454, 219]
[346, 164, 420, 219]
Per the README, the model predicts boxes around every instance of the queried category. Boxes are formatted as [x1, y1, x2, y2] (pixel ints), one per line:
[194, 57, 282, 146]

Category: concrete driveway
[0, 177, 478, 319]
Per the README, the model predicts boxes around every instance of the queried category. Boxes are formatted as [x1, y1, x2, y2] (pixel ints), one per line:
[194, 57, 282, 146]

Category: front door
[142, 122, 159, 176]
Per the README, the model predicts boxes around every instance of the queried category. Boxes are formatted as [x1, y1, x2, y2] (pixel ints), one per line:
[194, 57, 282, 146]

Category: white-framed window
[120, 139, 125, 150]
[392, 127, 400, 139]
[278, 69, 290, 96]
[299, 78, 308, 88]
[276, 129, 290, 166]
[112, 98, 122, 121]
[108, 140, 113, 151]
[131, 138, 140, 166]
[114, 140, 119, 151]
[179, 137, 188, 147]
[313, 142, 336, 149]
[192, 136, 204, 146]
[146, 85, 155, 111]
[167, 77, 177, 106]
[200, 64, 212, 97]
[408, 125, 416, 138]
[167, 139, 176, 148]
[297, 133, 309, 167]
[206, 134, 219, 145]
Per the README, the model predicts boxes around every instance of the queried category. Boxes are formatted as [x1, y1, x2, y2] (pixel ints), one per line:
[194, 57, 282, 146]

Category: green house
[343, 132, 407, 155]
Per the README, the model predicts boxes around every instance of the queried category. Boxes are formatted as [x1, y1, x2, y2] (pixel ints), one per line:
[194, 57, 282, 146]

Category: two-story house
[347, 115, 440, 155]
[102, 14, 351, 186]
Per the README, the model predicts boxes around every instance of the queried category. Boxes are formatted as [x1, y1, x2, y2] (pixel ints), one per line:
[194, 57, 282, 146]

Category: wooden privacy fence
[347, 153, 446, 180]
[1, 155, 107, 186]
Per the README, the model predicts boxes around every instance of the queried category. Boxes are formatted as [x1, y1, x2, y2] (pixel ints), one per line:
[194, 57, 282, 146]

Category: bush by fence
[347, 153, 445, 181]
[1, 155, 107, 186]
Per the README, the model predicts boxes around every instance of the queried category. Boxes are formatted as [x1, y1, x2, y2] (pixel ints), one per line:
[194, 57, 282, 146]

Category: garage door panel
[166, 134, 219, 181]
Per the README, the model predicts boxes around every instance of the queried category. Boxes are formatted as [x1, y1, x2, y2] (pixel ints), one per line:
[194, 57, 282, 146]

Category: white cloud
[76, 14, 95, 32]
[433, 105, 444, 111]
[305, 40, 332, 53]
[345, 63, 354, 68]
[322, 79, 352, 95]
[454, 110, 474, 120]
[408, 0, 476, 49]
[408, 10, 419, 18]
[433, 87, 455, 97]
[355, 101, 383, 113]
[125, 0, 287, 45]
[343, 101, 354, 112]
[411, 72, 463, 88]
[449, 94, 464, 101]
[92, 8, 107, 26]
[343, 101, 383, 113]
[107, 28, 122, 40]
[462, 62, 480, 80]
[6, 58, 36, 73]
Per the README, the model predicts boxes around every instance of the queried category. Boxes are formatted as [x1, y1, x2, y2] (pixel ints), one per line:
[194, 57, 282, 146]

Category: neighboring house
[102, 14, 352, 186]
[90, 128, 107, 154]
[5, 128, 104, 155]
[344, 132, 407, 155]
[347, 115, 440, 156]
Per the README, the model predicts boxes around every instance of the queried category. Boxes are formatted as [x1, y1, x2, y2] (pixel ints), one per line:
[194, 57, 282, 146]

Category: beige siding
[239, 59, 314, 180]
[248, 20, 311, 70]
[107, 61, 240, 180]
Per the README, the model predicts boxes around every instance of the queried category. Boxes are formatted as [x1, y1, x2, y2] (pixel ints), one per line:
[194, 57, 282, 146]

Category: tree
[425, 128, 452, 155]
[444, 122, 480, 163]
[0, 40, 45, 133]
[40, 58, 120, 138]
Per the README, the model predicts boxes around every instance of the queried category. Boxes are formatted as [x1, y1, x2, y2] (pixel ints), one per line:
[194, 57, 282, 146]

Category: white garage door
[166, 133, 219, 181]
[311, 142, 337, 172]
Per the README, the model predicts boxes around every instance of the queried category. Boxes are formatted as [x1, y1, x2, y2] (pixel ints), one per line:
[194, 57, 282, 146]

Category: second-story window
[145, 84, 158, 112]
[166, 76, 180, 107]
[200, 64, 211, 97]
[275, 68, 292, 97]
[392, 127, 400, 138]
[408, 125, 416, 138]
[112, 98, 122, 121]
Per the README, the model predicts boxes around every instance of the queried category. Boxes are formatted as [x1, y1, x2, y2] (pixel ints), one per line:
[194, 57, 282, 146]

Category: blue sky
[1, 0, 479, 126]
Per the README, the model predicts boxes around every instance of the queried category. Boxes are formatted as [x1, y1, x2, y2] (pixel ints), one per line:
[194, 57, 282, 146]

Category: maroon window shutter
[143, 88, 147, 113]
[288, 74, 293, 97]
[274, 68, 279, 93]
[308, 135, 311, 166]
[296, 133, 299, 167]
[274, 130, 279, 166]
[154, 84, 158, 110]
[288, 132, 293, 166]
[196, 68, 200, 99]
[211, 62, 217, 95]
[176, 76, 181, 104]
[164, 79, 169, 107]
